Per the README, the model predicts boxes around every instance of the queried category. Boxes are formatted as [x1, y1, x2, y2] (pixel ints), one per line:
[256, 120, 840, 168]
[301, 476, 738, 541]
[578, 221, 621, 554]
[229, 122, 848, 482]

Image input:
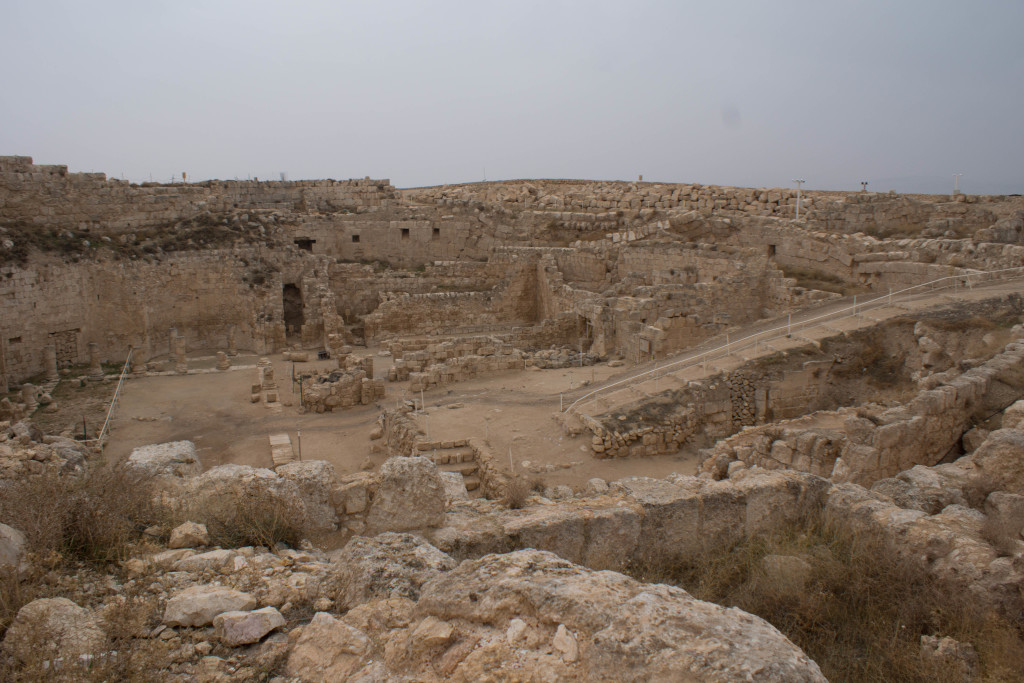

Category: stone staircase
[415, 440, 481, 495]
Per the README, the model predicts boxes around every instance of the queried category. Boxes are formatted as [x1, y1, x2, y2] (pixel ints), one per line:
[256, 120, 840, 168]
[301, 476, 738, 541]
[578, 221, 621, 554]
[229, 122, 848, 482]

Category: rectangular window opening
[401, 228, 410, 241]
[432, 227, 440, 241]
[351, 234, 360, 243]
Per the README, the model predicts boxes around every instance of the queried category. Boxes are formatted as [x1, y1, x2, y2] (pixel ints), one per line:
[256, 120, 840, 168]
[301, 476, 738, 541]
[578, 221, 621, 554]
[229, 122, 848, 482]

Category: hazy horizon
[2, 1, 1021, 195]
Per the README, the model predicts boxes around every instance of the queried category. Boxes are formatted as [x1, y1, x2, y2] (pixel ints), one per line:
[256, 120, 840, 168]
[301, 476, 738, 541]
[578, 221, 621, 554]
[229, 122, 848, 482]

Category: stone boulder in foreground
[288, 548, 825, 682]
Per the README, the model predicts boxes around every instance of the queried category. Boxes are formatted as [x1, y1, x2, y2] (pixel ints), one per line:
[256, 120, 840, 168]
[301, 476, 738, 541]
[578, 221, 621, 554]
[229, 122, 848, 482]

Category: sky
[2, 1, 1022, 194]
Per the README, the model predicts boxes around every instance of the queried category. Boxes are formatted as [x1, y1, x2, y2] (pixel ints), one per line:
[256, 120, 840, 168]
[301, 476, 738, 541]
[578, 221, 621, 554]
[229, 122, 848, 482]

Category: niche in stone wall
[48, 329, 80, 367]
[283, 284, 304, 338]
[294, 238, 316, 252]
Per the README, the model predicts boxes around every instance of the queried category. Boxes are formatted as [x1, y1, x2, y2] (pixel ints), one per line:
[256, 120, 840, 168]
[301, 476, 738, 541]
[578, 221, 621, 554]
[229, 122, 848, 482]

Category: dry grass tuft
[0, 466, 157, 566]
[626, 515, 1024, 682]
[502, 477, 532, 509]
[195, 481, 310, 549]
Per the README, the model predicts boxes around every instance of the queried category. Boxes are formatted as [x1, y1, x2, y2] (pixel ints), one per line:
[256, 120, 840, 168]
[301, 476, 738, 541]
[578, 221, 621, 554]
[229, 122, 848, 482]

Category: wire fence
[564, 265, 1024, 418]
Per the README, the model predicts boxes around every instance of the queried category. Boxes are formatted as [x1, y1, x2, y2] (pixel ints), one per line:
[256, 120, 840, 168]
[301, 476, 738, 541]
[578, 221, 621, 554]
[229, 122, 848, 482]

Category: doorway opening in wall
[49, 329, 80, 368]
[294, 238, 315, 252]
[767, 244, 776, 258]
[283, 284, 304, 339]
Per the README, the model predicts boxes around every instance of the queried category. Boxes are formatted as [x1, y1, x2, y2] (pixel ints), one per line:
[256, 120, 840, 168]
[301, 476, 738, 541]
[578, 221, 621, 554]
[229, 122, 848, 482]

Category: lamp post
[860, 181, 869, 193]
[793, 179, 806, 221]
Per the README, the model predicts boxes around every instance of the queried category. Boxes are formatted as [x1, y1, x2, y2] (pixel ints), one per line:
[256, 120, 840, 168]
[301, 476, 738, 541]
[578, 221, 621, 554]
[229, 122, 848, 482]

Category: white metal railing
[564, 265, 1024, 418]
[84, 347, 133, 444]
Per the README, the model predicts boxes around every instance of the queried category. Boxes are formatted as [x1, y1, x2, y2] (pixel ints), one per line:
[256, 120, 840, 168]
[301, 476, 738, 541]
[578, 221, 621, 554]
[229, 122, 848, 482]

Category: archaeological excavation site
[3, 155, 1024, 681]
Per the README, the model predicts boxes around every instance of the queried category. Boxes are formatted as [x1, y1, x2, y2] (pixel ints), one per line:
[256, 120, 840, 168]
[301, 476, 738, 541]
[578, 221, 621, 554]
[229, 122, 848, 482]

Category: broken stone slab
[127, 440, 202, 479]
[213, 606, 285, 647]
[285, 612, 371, 682]
[3, 598, 106, 664]
[167, 521, 209, 549]
[364, 456, 446, 534]
[328, 532, 456, 609]
[163, 586, 257, 627]
[439, 470, 469, 504]
[0, 522, 26, 570]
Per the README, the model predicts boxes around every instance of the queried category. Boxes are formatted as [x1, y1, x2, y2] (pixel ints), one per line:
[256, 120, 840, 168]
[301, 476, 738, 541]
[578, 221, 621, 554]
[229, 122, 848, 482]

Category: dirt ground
[102, 351, 699, 489]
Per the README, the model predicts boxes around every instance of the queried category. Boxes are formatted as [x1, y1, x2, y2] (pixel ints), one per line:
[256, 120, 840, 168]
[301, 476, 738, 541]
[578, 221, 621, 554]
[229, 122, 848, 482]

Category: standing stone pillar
[43, 345, 58, 381]
[216, 351, 231, 371]
[21, 383, 37, 411]
[130, 345, 145, 374]
[260, 362, 278, 403]
[174, 336, 188, 375]
[227, 325, 238, 356]
[88, 342, 103, 379]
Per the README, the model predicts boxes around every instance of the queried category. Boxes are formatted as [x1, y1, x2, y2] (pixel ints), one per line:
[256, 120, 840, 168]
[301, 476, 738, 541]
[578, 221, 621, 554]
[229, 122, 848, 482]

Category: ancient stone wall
[0, 156, 396, 234]
[700, 332, 1024, 485]
[0, 247, 293, 381]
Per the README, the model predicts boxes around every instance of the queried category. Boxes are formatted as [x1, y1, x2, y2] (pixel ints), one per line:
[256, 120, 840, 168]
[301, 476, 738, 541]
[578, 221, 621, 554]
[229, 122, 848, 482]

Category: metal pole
[793, 179, 805, 221]
[787, 313, 792, 336]
[888, 287, 892, 306]
[853, 295, 857, 316]
[296, 430, 302, 461]
[508, 446, 514, 473]
[420, 388, 425, 412]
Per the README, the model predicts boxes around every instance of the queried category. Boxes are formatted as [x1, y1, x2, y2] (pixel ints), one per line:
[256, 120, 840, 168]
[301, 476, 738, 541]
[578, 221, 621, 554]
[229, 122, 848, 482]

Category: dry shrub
[626, 515, 1024, 682]
[0, 466, 157, 566]
[502, 477, 531, 509]
[196, 480, 309, 549]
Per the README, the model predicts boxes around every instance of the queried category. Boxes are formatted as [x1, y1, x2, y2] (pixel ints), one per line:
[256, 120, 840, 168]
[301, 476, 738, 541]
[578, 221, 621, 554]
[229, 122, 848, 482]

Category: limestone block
[163, 586, 257, 627]
[328, 532, 456, 609]
[0, 522, 26, 570]
[168, 521, 210, 549]
[364, 457, 446, 533]
[213, 606, 286, 647]
[286, 612, 370, 682]
[3, 598, 105, 663]
[127, 440, 202, 479]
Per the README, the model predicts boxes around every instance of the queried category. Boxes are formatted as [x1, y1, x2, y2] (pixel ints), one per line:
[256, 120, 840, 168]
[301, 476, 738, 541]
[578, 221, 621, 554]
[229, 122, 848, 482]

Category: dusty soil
[101, 351, 699, 489]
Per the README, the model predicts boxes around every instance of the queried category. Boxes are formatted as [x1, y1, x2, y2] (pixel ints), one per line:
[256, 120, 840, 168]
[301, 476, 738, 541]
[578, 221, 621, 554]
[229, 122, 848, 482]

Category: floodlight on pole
[953, 174, 963, 195]
[860, 181, 869, 193]
[793, 179, 806, 221]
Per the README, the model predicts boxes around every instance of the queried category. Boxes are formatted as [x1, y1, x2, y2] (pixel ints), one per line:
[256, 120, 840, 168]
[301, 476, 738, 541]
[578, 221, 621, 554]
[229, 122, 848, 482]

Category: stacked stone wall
[0, 247, 292, 381]
[0, 156, 396, 234]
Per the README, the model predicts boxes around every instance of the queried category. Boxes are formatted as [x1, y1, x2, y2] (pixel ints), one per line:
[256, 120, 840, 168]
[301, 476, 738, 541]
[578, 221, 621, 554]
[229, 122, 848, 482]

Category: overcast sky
[2, 1, 1022, 193]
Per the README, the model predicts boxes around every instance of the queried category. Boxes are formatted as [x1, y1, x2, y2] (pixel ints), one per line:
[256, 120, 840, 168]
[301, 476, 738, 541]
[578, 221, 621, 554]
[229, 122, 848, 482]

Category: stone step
[463, 475, 480, 491]
[441, 461, 479, 477]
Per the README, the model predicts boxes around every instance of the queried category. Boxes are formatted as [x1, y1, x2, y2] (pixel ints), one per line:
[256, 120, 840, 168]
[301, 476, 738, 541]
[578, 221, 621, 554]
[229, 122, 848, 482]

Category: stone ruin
[3, 156, 1024, 678]
[297, 354, 386, 413]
